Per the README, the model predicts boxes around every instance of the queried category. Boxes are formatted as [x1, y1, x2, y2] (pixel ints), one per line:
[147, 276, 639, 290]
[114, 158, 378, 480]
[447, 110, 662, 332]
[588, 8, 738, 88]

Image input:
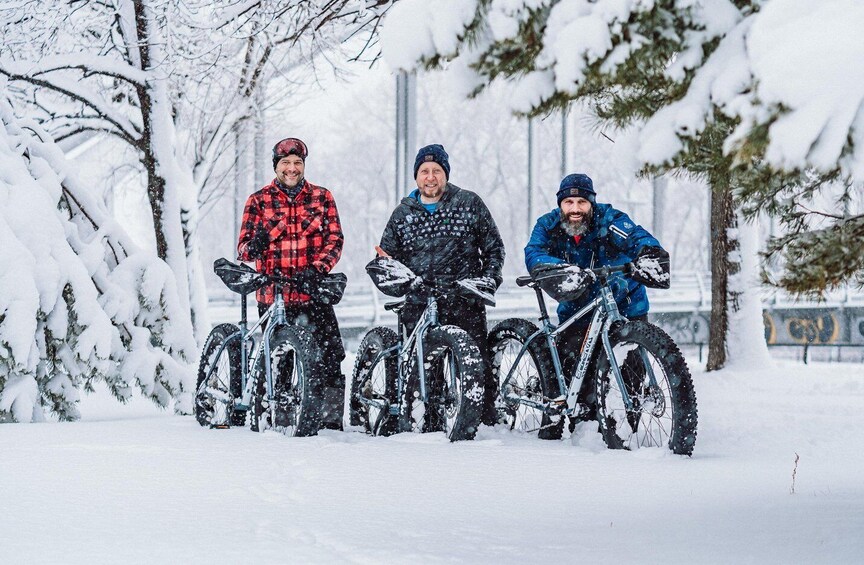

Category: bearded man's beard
[562, 211, 591, 236]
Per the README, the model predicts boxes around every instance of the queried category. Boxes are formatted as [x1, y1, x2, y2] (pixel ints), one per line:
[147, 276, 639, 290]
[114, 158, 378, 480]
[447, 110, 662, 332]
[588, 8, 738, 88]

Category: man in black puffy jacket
[375, 144, 505, 427]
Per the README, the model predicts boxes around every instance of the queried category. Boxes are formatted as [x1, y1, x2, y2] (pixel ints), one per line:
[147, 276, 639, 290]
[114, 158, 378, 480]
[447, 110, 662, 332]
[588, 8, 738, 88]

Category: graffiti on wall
[651, 312, 710, 345]
[765, 310, 841, 344]
[652, 307, 864, 345]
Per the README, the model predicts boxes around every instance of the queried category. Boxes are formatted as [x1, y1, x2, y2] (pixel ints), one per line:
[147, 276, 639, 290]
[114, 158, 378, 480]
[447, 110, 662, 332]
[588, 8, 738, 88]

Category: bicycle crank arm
[503, 390, 563, 416]
[355, 395, 390, 412]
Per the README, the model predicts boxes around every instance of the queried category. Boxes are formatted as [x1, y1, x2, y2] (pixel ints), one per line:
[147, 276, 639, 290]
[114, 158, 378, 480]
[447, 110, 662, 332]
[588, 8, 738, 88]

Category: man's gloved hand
[630, 245, 671, 289]
[293, 266, 324, 295]
[456, 276, 497, 306]
[365, 256, 421, 297]
[531, 263, 596, 302]
[246, 227, 269, 260]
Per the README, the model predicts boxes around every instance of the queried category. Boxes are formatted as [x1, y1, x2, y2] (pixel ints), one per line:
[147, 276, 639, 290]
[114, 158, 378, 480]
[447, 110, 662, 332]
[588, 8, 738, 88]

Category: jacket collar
[402, 182, 460, 211]
[268, 178, 309, 199]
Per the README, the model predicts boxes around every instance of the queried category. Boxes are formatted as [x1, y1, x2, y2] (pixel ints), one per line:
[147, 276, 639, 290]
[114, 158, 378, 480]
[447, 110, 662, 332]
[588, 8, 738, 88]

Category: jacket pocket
[300, 213, 323, 237]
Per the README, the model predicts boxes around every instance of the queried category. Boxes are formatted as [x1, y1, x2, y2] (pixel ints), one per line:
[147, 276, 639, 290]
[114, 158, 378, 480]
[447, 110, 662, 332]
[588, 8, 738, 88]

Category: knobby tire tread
[399, 325, 484, 442]
[195, 323, 244, 427]
[251, 324, 323, 437]
[489, 318, 564, 440]
[595, 320, 698, 455]
[350, 326, 399, 435]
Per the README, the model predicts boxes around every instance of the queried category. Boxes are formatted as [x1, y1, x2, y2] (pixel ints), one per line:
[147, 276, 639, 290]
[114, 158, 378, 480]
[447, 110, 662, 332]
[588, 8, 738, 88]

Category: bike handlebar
[588, 262, 634, 279]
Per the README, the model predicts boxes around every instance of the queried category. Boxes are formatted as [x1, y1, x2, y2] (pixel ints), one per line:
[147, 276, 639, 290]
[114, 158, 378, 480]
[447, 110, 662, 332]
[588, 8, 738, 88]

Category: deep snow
[2, 355, 863, 564]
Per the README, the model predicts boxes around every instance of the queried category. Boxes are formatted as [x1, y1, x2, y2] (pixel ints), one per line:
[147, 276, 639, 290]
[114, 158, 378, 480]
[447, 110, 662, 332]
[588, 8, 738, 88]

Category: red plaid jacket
[237, 179, 343, 305]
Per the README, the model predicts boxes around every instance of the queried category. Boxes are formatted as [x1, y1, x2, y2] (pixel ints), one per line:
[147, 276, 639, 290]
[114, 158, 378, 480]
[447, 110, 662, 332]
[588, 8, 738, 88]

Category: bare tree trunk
[132, 0, 193, 325]
[707, 177, 734, 371]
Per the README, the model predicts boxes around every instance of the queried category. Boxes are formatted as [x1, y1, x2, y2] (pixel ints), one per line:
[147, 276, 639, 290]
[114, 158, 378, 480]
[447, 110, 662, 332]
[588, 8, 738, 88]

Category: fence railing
[207, 271, 864, 362]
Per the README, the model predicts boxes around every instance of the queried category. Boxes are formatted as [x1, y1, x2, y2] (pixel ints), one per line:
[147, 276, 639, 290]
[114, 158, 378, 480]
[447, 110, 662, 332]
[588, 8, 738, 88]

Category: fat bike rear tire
[398, 325, 484, 442]
[594, 320, 697, 455]
[350, 326, 399, 436]
[195, 323, 245, 428]
[489, 318, 563, 439]
[250, 325, 322, 437]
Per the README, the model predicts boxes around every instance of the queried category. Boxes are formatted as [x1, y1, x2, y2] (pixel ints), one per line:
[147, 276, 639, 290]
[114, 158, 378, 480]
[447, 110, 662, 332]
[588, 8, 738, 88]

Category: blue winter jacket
[524, 203, 662, 325]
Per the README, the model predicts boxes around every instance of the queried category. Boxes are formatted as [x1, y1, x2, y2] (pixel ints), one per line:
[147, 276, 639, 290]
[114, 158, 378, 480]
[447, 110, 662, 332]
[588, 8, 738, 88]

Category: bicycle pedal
[546, 396, 567, 415]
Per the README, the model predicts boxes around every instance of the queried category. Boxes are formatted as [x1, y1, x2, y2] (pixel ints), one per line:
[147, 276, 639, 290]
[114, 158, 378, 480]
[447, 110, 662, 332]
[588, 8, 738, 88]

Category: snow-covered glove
[292, 267, 324, 295]
[314, 272, 348, 305]
[456, 276, 497, 306]
[246, 227, 269, 260]
[365, 256, 421, 297]
[531, 263, 596, 302]
[630, 246, 671, 289]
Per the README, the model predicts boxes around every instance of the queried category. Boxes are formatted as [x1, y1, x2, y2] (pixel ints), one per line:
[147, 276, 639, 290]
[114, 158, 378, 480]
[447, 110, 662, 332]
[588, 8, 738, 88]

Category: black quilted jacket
[378, 183, 505, 301]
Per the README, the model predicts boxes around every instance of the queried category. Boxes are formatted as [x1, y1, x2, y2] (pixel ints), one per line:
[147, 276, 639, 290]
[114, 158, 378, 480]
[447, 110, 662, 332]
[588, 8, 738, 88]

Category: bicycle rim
[494, 336, 546, 433]
[599, 343, 675, 450]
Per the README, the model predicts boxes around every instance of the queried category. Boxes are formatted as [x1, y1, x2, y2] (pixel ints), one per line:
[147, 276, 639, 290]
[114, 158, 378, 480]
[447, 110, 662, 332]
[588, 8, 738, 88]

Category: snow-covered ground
[2, 356, 863, 564]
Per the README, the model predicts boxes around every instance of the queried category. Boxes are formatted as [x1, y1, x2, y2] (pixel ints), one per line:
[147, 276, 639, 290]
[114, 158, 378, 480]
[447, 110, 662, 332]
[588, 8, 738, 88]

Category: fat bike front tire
[489, 318, 563, 439]
[350, 326, 399, 436]
[594, 320, 698, 455]
[399, 325, 484, 442]
[195, 323, 245, 428]
[251, 325, 323, 437]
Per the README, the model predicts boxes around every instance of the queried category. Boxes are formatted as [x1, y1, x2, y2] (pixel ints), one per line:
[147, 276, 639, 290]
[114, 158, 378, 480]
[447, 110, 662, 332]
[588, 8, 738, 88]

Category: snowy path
[2, 360, 864, 564]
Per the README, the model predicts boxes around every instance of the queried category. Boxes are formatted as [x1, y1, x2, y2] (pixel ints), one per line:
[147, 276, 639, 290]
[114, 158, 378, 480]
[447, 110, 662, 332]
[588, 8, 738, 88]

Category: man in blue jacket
[524, 173, 669, 422]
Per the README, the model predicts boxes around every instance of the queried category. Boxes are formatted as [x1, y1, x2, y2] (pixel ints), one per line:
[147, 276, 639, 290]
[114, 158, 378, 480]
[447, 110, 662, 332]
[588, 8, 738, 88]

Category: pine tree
[0, 96, 196, 422]
[375, 0, 864, 369]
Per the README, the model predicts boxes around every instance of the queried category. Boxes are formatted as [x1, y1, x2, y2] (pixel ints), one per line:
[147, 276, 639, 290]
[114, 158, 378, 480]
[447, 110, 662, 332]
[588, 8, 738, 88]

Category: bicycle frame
[500, 266, 661, 416]
[355, 292, 451, 418]
[399, 295, 438, 404]
[201, 284, 289, 420]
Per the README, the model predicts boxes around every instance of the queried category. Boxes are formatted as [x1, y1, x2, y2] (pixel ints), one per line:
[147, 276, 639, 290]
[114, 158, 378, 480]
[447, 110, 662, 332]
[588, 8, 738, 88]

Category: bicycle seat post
[272, 281, 287, 326]
[533, 285, 553, 329]
[427, 295, 438, 326]
[239, 293, 248, 329]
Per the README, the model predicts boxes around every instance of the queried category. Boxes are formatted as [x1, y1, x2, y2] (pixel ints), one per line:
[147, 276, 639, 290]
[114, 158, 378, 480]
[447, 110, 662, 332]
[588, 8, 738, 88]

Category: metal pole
[528, 118, 535, 235]
[652, 175, 667, 241]
[561, 108, 569, 177]
[395, 71, 417, 206]
[395, 75, 401, 207]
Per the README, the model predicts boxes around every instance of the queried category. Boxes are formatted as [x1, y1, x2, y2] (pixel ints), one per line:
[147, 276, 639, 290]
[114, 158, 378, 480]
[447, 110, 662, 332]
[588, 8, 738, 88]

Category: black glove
[293, 267, 324, 295]
[246, 227, 269, 260]
[456, 276, 497, 306]
[630, 246, 671, 289]
[531, 263, 596, 302]
[366, 256, 421, 297]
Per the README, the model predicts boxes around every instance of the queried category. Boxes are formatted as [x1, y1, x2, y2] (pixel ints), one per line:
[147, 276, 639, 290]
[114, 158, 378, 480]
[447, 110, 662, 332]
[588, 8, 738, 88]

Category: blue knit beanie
[556, 173, 595, 206]
[413, 144, 450, 180]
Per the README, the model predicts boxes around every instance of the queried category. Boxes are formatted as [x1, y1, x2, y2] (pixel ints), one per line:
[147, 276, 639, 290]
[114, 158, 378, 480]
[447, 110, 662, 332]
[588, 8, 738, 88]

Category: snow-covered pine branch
[0, 95, 195, 423]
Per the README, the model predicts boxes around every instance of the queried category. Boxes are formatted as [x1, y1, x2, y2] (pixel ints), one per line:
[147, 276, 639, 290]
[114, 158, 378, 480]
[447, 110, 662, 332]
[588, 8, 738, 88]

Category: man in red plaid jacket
[237, 137, 345, 430]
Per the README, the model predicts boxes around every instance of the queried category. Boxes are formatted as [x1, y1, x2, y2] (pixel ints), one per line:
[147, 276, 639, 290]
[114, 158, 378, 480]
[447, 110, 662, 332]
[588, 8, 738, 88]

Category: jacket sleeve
[237, 194, 261, 261]
[311, 189, 344, 273]
[378, 208, 404, 263]
[476, 198, 505, 288]
[524, 213, 567, 272]
[605, 209, 662, 259]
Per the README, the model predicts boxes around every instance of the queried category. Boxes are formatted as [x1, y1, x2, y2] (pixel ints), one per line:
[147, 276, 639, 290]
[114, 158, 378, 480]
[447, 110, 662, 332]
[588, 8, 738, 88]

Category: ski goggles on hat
[272, 137, 308, 160]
